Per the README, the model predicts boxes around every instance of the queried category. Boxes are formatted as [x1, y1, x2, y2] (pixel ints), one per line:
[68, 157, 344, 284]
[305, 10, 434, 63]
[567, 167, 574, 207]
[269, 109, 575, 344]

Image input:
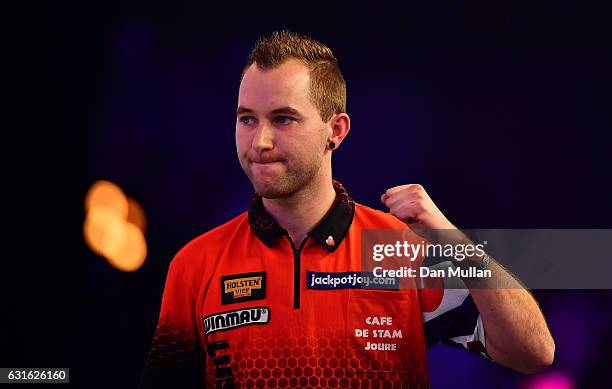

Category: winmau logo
[203, 307, 270, 335]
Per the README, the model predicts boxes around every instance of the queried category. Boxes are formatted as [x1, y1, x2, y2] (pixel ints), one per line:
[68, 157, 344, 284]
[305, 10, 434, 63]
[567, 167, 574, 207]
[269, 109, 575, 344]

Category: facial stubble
[244, 147, 325, 199]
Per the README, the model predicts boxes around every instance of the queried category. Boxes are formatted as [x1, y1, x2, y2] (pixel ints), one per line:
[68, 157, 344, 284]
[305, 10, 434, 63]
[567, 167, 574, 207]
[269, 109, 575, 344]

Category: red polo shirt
[138, 181, 487, 388]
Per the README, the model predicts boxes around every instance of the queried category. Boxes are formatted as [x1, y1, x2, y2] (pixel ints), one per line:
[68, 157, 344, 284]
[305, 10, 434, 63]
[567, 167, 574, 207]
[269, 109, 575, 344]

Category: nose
[252, 121, 274, 154]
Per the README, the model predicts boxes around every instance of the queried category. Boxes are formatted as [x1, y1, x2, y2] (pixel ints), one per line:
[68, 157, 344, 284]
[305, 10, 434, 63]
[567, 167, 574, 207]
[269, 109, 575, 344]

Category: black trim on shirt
[248, 180, 355, 253]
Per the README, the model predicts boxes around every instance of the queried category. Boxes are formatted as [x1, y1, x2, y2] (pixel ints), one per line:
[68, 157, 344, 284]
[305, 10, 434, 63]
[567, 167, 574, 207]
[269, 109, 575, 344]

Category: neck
[262, 175, 336, 247]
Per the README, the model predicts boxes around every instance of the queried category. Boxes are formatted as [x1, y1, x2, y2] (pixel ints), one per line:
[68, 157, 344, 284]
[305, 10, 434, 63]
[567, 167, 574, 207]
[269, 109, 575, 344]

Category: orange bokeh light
[83, 205, 128, 258]
[83, 180, 148, 272]
[105, 222, 147, 272]
[84, 180, 129, 220]
[127, 196, 147, 233]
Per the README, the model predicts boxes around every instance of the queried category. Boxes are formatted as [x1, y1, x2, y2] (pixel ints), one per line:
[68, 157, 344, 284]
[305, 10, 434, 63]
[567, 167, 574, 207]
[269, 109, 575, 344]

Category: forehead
[238, 59, 315, 113]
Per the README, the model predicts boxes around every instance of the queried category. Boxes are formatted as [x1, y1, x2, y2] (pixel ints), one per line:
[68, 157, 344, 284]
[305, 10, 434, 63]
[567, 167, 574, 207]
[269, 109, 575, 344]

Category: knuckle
[412, 200, 425, 212]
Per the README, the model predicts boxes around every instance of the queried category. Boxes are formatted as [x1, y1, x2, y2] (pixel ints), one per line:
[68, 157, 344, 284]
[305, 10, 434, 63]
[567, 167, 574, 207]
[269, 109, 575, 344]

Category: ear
[327, 113, 351, 149]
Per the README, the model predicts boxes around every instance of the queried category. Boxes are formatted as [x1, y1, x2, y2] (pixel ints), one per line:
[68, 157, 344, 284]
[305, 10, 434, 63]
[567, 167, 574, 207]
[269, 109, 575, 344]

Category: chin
[248, 168, 314, 199]
[254, 186, 289, 199]
[253, 180, 295, 199]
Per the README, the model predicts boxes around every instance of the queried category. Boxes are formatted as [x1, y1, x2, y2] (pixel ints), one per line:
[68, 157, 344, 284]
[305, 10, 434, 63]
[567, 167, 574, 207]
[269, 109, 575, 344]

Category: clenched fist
[381, 184, 456, 231]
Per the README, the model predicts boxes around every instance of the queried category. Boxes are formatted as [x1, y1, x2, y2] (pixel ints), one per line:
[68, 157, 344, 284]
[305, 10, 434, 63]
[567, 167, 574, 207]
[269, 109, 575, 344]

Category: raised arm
[382, 183, 554, 373]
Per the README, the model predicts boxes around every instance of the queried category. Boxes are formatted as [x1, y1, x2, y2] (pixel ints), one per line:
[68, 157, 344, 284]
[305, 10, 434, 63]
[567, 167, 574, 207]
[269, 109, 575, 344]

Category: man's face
[236, 59, 329, 199]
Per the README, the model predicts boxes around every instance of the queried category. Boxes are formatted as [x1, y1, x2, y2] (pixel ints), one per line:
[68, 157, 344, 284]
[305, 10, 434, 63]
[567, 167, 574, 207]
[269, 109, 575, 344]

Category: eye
[238, 116, 255, 125]
[275, 116, 296, 125]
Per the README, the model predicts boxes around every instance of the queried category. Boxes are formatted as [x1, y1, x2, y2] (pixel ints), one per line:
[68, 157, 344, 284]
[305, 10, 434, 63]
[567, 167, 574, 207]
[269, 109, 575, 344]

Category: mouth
[251, 160, 284, 166]
[250, 160, 284, 177]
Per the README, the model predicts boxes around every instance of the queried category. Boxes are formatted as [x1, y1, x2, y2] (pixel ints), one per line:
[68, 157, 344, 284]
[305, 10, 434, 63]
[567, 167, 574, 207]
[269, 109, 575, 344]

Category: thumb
[380, 192, 389, 207]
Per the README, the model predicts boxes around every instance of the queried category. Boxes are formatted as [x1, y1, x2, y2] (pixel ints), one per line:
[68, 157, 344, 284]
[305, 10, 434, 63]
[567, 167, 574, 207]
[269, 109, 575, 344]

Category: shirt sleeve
[137, 258, 206, 388]
[419, 260, 491, 360]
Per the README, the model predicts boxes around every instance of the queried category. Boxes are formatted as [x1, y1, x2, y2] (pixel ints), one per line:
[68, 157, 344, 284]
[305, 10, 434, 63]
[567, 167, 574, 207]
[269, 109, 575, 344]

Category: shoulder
[353, 202, 407, 230]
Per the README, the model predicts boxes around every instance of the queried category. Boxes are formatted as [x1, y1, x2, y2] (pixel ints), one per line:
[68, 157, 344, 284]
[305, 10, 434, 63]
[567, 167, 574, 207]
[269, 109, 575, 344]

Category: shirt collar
[248, 180, 355, 252]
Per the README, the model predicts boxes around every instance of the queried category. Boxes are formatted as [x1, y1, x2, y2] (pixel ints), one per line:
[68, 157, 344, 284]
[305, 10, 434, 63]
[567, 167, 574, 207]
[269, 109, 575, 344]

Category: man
[138, 31, 554, 388]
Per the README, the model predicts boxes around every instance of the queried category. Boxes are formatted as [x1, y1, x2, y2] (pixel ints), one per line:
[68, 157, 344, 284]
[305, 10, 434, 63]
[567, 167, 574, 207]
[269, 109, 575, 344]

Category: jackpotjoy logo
[306, 271, 398, 290]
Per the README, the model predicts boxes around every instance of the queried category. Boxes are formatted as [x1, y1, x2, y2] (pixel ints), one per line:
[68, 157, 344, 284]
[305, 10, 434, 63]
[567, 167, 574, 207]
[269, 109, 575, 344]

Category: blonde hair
[242, 30, 346, 121]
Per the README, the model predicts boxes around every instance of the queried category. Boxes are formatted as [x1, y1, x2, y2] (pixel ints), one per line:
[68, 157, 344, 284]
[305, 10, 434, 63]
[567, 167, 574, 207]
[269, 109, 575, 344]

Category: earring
[328, 142, 336, 150]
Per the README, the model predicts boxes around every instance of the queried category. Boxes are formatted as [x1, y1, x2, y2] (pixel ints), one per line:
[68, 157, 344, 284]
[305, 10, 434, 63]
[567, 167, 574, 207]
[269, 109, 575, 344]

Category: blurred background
[4, 0, 611, 388]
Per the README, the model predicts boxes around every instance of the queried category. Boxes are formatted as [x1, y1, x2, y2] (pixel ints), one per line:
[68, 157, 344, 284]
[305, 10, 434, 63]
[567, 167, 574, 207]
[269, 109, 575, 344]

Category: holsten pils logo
[221, 271, 266, 305]
[203, 307, 270, 335]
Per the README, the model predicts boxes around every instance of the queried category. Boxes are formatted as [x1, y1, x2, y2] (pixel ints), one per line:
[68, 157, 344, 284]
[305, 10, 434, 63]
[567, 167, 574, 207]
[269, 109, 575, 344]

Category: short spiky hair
[241, 30, 347, 122]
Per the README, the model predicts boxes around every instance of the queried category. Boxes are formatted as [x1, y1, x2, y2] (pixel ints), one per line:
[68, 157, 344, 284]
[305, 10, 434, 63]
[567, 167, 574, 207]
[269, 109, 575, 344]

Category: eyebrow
[236, 106, 303, 117]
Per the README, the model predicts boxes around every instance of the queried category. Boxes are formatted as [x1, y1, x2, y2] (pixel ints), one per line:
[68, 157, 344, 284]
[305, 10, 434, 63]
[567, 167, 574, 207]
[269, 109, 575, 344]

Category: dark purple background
[5, 1, 611, 388]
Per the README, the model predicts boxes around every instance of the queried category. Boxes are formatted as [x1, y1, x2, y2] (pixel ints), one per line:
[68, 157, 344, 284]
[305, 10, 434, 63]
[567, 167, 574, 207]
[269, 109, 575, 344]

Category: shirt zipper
[287, 236, 308, 310]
